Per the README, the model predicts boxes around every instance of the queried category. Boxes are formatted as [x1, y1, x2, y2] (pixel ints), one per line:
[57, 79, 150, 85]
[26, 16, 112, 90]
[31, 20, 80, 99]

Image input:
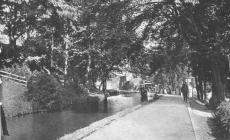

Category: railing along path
[0, 71, 27, 86]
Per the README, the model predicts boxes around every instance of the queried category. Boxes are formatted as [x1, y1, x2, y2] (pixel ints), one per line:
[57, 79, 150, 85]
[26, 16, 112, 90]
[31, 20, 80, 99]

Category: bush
[26, 72, 64, 111]
[121, 81, 135, 90]
[214, 101, 230, 137]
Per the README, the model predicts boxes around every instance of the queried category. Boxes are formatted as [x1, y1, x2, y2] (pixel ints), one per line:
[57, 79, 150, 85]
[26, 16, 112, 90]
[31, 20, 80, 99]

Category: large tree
[0, 0, 37, 66]
[67, 0, 136, 91]
[127, 0, 230, 104]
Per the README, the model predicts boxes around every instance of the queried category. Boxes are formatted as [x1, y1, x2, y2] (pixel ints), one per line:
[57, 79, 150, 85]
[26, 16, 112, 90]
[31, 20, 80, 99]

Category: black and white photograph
[0, 0, 230, 140]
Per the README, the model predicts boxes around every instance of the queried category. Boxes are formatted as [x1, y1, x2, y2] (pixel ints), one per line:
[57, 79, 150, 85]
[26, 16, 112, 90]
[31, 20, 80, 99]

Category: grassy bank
[2, 78, 33, 118]
[2, 77, 106, 118]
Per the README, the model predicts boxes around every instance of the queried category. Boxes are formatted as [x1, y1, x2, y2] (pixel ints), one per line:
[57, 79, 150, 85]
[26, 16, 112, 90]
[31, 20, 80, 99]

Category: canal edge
[58, 104, 143, 140]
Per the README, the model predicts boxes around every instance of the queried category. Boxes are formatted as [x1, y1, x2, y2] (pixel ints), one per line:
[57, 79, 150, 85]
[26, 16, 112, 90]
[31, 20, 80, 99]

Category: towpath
[81, 95, 196, 140]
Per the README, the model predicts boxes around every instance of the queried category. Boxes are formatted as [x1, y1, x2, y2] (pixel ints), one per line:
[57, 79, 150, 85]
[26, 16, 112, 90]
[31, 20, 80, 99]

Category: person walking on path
[181, 81, 189, 103]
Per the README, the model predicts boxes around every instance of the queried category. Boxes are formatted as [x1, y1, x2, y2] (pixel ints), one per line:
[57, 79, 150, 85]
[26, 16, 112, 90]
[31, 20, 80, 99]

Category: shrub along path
[61, 95, 196, 140]
[188, 99, 230, 140]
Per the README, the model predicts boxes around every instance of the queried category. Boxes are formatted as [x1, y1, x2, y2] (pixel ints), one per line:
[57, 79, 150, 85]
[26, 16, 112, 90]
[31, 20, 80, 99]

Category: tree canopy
[0, 0, 230, 105]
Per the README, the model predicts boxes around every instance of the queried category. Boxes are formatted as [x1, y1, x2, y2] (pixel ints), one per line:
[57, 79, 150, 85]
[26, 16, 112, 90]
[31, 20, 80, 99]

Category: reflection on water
[4, 111, 109, 140]
[3, 93, 141, 140]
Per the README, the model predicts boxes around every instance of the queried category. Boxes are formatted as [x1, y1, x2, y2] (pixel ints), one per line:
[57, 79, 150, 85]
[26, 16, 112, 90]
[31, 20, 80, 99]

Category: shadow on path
[189, 98, 229, 140]
[189, 98, 213, 115]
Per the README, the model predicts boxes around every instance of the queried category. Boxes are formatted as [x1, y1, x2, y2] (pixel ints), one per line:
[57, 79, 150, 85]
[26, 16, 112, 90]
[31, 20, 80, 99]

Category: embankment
[1, 78, 33, 117]
[1, 77, 107, 118]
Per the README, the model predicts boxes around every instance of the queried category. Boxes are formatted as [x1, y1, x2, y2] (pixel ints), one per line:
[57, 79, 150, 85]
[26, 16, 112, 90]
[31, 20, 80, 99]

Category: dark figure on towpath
[139, 85, 147, 101]
[181, 81, 188, 103]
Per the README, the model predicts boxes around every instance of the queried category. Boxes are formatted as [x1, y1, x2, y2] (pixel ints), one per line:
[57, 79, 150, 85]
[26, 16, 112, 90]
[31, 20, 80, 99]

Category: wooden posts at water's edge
[0, 77, 9, 139]
[0, 102, 9, 139]
[0, 77, 2, 140]
[0, 102, 2, 140]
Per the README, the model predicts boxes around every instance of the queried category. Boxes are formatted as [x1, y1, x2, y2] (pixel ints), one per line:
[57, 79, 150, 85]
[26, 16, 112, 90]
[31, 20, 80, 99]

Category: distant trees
[127, 0, 190, 94]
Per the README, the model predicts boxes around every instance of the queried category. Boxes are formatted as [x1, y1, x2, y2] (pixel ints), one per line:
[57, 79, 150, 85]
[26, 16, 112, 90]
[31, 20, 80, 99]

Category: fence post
[0, 102, 2, 140]
[0, 77, 2, 140]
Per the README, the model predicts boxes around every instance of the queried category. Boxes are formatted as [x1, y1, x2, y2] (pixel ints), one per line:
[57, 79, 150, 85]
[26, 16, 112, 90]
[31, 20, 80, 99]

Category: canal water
[3, 93, 141, 140]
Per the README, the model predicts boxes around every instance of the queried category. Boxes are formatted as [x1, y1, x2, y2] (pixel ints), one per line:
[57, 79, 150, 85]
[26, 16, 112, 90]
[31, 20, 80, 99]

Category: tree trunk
[198, 75, 204, 101]
[102, 78, 107, 92]
[84, 51, 92, 87]
[48, 34, 54, 73]
[91, 76, 97, 90]
[102, 78, 108, 112]
[209, 60, 226, 107]
[209, 83, 218, 108]
[195, 76, 200, 99]
[64, 34, 69, 86]
[211, 67, 225, 101]
[9, 38, 18, 63]
[169, 68, 175, 92]
[204, 80, 207, 100]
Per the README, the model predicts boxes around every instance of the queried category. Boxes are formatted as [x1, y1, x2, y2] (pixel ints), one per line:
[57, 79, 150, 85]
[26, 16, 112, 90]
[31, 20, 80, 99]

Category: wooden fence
[0, 71, 27, 87]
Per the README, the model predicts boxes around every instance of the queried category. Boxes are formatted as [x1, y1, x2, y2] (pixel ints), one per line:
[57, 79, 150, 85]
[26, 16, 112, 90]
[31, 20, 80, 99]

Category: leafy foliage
[121, 81, 135, 90]
[214, 101, 230, 137]
[1, 0, 230, 104]
[26, 72, 64, 111]
[65, 0, 136, 90]
[126, 0, 230, 102]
